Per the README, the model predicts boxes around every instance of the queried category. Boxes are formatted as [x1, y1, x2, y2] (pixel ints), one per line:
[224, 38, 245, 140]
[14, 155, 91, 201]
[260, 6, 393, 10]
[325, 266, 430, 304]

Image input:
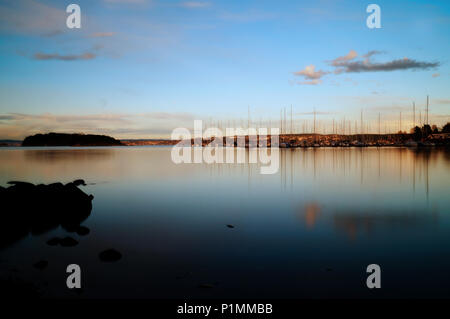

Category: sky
[0, 0, 449, 139]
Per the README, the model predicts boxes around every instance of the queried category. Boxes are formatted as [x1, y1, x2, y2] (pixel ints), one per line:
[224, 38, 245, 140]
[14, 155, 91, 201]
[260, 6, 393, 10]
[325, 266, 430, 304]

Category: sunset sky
[0, 0, 449, 139]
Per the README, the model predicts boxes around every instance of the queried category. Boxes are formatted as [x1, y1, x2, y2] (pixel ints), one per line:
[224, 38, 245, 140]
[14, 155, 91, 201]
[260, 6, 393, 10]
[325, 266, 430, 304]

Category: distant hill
[22, 133, 123, 146]
[0, 140, 22, 147]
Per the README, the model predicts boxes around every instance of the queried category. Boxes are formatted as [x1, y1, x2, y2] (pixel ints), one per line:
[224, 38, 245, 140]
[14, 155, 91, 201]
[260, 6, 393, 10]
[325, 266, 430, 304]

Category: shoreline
[1, 132, 448, 148]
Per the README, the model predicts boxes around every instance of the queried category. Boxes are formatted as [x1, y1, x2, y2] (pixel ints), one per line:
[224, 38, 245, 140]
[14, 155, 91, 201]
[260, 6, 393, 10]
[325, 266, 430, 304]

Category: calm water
[1, 146, 450, 298]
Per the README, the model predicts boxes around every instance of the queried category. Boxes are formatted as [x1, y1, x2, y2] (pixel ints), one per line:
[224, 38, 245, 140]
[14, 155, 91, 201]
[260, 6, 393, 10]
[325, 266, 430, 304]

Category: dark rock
[76, 226, 90, 236]
[46, 237, 61, 246]
[226, 224, 235, 228]
[7, 181, 35, 188]
[60, 237, 78, 247]
[0, 180, 93, 249]
[73, 179, 86, 186]
[99, 249, 122, 262]
[33, 260, 48, 270]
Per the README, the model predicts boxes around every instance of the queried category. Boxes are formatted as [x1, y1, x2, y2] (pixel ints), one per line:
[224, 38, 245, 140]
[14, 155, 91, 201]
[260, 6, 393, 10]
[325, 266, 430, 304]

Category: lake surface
[1, 146, 449, 298]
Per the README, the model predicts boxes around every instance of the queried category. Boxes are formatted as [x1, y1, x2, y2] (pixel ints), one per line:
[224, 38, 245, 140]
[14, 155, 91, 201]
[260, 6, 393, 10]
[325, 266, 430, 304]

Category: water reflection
[24, 148, 115, 162]
[0, 146, 449, 298]
[331, 209, 439, 240]
[302, 202, 321, 228]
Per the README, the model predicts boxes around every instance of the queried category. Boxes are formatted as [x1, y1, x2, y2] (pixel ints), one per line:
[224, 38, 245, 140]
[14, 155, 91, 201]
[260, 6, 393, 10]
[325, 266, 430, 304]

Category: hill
[22, 133, 123, 146]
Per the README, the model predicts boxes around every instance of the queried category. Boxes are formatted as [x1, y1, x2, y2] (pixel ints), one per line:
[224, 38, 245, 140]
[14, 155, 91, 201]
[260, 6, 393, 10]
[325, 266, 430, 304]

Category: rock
[46, 237, 61, 246]
[60, 237, 78, 247]
[226, 224, 235, 228]
[0, 180, 93, 249]
[33, 260, 48, 270]
[76, 226, 90, 236]
[99, 249, 122, 262]
[73, 179, 86, 186]
[7, 181, 34, 187]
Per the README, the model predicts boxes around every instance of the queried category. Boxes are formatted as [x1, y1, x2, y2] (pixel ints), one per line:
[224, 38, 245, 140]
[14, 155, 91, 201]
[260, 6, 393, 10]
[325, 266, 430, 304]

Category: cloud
[0, 0, 66, 36]
[330, 50, 358, 66]
[0, 113, 131, 123]
[141, 112, 194, 120]
[330, 51, 439, 73]
[180, 2, 210, 8]
[293, 65, 328, 80]
[334, 57, 439, 73]
[432, 73, 440, 78]
[33, 52, 96, 61]
[434, 99, 450, 105]
[297, 50, 440, 84]
[362, 50, 384, 58]
[89, 32, 116, 38]
[0, 112, 196, 139]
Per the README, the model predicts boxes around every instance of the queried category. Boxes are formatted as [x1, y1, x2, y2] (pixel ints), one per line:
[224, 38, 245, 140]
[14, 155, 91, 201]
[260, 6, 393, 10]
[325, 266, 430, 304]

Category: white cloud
[330, 50, 358, 66]
[293, 65, 328, 81]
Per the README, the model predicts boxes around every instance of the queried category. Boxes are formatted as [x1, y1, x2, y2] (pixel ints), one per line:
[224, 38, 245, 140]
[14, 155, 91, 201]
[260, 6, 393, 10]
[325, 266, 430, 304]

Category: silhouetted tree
[422, 124, 432, 137]
[443, 122, 450, 133]
[412, 126, 422, 141]
[432, 125, 439, 133]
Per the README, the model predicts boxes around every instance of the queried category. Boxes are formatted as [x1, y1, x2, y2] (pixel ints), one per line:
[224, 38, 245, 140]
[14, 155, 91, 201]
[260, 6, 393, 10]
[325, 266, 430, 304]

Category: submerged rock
[0, 180, 93, 249]
[60, 237, 78, 247]
[99, 249, 122, 262]
[46, 237, 61, 246]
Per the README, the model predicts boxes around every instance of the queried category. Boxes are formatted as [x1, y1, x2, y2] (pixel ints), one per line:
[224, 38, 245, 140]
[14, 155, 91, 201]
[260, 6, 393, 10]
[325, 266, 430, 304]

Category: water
[0, 146, 449, 298]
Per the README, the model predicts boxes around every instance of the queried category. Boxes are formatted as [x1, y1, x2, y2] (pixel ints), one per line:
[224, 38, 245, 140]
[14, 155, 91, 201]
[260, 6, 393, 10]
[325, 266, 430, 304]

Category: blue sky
[0, 0, 449, 138]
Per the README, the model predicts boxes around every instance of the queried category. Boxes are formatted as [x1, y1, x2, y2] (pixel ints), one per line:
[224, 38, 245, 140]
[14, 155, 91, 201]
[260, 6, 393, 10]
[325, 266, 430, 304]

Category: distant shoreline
[122, 132, 449, 148]
[1, 132, 448, 148]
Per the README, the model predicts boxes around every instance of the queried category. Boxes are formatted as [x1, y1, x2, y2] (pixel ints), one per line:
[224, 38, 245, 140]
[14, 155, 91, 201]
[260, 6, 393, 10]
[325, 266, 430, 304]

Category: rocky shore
[0, 179, 93, 249]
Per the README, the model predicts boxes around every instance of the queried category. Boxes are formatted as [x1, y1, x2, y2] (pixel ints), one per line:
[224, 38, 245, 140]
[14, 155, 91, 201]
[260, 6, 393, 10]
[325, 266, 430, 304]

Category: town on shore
[0, 123, 448, 148]
[122, 123, 450, 148]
